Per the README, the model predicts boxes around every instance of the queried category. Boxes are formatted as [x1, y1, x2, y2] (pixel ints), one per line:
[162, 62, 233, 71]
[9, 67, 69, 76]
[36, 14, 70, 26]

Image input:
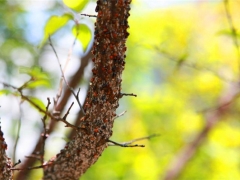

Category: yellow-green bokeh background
[1, 0, 240, 179]
[82, 1, 240, 179]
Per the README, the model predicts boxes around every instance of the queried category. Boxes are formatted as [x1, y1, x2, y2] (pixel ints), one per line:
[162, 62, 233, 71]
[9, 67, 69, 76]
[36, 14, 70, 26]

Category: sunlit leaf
[63, 0, 88, 12]
[19, 66, 49, 80]
[72, 24, 92, 51]
[19, 66, 51, 89]
[0, 89, 12, 96]
[25, 80, 51, 89]
[28, 96, 46, 112]
[40, 14, 73, 46]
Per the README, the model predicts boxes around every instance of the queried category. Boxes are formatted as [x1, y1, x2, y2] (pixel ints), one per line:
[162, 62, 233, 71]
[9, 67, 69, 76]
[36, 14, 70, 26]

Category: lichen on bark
[43, 0, 132, 179]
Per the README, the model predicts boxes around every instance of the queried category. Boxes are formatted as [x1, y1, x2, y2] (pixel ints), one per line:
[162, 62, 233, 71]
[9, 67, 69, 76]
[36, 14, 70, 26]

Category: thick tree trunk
[43, 0, 132, 179]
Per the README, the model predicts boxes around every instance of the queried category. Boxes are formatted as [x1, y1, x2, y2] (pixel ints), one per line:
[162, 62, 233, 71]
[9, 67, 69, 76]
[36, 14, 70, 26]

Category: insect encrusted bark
[43, 0, 132, 179]
[0, 126, 12, 180]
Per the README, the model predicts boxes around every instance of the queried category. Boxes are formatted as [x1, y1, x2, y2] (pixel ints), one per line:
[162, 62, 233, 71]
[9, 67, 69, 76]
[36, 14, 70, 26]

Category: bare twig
[15, 45, 92, 180]
[224, 0, 240, 78]
[108, 140, 145, 147]
[80, 13, 97, 18]
[108, 134, 160, 148]
[48, 36, 85, 115]
[13, 101, 23, 164]
[73, 87, 85, 112]
[40, 98, 51, 164]
[1, 81, 77, 129]
[120, 93, 137, 98]
[113, 110, 127, 120]
[18, 78, 33, 91]
[13, 160, 21, 168]
[11, 164, 49, 171]
[63, 103, 74, 120]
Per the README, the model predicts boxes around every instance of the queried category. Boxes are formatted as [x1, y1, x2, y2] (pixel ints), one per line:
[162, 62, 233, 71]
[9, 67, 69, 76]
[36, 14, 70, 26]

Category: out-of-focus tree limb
[163, 83, 240, 180]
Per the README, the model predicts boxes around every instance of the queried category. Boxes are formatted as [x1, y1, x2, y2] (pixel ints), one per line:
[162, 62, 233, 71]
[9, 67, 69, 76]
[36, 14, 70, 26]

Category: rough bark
[0, 126, 13, 180]
[43, 0, 132, 179]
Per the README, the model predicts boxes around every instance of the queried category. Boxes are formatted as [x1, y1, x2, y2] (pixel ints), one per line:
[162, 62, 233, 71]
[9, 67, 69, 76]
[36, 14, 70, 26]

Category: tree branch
[163, 83, 240, 180]
[43, 1, 132, 179]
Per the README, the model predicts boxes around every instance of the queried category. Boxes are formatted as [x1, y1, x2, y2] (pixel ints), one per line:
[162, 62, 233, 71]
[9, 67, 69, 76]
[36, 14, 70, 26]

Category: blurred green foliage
[1, 0, 240, 180]
[82, 1, 240, 180]
[63, 0, 89, 12]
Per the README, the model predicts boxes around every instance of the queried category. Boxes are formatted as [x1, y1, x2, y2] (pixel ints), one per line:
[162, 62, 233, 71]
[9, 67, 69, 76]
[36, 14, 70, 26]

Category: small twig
[59, 102, 77, 129]
[62, 102, 74, 120]
[40, 98, 51, 164]
[120, 93, 137, 98]
[18, 78, 33, 91]
[80, 13, 97, 18]
[108, 139, 145, 147]
[113, 110, 127, 120]
[13, 101, 23, 164]
[224, 0, 240, 79]
[48, 36, 85, 115]
[108, 134, 160, 148]
[72, 88, 85, 114]
[11, 164, 49, 171]
[13, 159, 21, 168]
[1, 81, 77, 129]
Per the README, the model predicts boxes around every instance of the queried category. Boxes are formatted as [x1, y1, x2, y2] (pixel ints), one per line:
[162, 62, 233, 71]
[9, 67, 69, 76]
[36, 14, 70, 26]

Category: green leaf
[72, 24, 92, 51]
[63, 0, 88, 12]
[0, 89, 12, 96]
[40, 14, 73, 47]
[25, 80, 51, 89]
[28, 97, 46, 113]
[19, 66, 51, 89]
[19, 66, 48, 79]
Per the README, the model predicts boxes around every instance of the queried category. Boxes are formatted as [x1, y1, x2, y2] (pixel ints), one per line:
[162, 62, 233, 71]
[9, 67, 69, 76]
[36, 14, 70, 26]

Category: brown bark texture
[43, 0, 132, 179]
[0, 126, 13, 180]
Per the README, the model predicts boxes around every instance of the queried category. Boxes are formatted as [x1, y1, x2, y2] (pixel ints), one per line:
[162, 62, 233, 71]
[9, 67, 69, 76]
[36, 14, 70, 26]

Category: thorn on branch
[13, 159, 21, 168]
[119, 93, 137, 98]
[113, 110, 127, 120]
[80, 13, 97, 18]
